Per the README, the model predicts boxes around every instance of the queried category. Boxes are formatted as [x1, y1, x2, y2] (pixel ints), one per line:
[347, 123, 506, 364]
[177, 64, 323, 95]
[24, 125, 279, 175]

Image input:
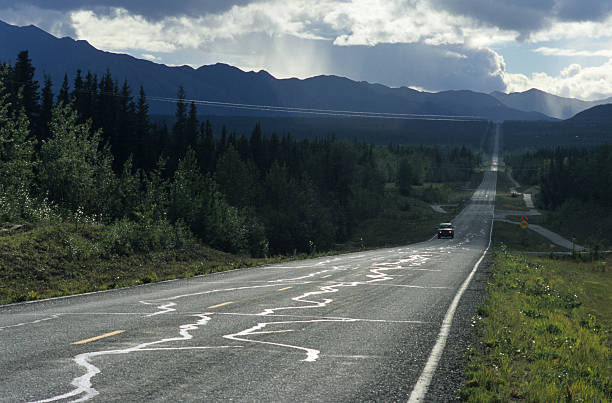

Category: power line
[146, 95, 486, 122]
[5, 75, 486, 122]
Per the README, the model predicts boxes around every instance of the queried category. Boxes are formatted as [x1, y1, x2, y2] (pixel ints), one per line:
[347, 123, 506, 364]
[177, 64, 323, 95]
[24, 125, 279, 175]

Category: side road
[496, 171, 585, 251]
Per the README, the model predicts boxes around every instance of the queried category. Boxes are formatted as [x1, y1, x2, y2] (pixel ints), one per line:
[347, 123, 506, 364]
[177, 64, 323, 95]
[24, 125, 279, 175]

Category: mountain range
[490, 88, 612, 120]
[0, 20, 608, 121]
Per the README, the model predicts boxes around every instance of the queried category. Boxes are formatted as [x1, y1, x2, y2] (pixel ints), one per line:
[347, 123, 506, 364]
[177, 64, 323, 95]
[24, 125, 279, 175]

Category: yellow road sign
[520, 220, 528, 230]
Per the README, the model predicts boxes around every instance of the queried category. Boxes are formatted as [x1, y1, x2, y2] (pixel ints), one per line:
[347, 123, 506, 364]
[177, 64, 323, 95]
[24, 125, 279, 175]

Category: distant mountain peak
[524, 88, 545, 94]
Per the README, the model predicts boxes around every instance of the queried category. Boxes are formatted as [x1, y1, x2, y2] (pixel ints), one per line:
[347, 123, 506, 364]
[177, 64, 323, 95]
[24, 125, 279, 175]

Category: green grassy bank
[493, 221, 565, 253]
[0, 223, 287, 305]
[461, 249, 612, 401]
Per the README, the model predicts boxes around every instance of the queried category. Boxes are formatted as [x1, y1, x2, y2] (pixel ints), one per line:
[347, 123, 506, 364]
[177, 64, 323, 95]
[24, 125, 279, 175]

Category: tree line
[1, 50, 480, 256]
[506, 145, 612, 209]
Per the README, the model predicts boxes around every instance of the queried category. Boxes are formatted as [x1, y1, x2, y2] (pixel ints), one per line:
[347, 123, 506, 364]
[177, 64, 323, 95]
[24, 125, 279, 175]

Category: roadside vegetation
[0, 223, 288, 304]
[492, 221, 564, 253]
[494, 170, 529, 212]
[461, 248, 612, 401]
[463, 130, 612, 401]
[0, 51, 486, 303]
[505, 144, 612, 250]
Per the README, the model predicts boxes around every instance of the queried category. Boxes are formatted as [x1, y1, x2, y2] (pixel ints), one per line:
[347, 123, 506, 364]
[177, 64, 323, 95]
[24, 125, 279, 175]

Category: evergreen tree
[71, 69, 85, 117]
[186, 101, 198, 150]
[113, 79, 136, 168]
[250, 122, 264, 169]
[39, 74, 54, 142]
[215, 146, 256, 208]
[12, 50, 40, 127]
[135, 86, 151, 170]
[83, 71, 98, 122]
[261, 162, 300, 253]
[58, 73, 70, 105]
[397, 158, 414, 196]
[197, 119, 215, 172]
[96, 70, 114, 135]
[168, 147, 213, 237]
[172, 85, 187, 159]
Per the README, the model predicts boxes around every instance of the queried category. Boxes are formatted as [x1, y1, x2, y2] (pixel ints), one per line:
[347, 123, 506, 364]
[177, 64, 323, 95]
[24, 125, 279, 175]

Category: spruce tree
[113, 79, 136, 169]
[172, 85, 187, 159]
[39, 74, 54, 142]
[135, 86, 151, 170]
[58, 73, 70, 105]
[72, 69, 85, 117]
[186, 101, 198, 150]
[12, 50, 40, 125]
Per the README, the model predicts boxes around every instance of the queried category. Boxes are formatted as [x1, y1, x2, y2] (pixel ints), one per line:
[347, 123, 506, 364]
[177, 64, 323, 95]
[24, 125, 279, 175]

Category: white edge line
[408, 204, 494, 402]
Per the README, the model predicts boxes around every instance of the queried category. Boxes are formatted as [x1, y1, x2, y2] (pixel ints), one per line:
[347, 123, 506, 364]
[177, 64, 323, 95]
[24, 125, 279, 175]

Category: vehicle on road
[437, 223, 454, 239]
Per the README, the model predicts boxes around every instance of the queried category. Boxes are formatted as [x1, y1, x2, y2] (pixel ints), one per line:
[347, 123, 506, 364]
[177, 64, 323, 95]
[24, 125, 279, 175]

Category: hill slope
[567, 103, 612, 123]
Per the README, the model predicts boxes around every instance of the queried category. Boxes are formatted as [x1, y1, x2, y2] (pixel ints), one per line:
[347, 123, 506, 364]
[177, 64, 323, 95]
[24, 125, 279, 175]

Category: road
[0, 129, 499, 402]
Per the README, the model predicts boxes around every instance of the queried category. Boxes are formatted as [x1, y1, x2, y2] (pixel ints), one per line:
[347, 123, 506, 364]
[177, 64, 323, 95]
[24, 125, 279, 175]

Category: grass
[353, 208, 444, 248]
[495, 168, 530, 211]
[461, 249, 612, 401]
[0, 223, 290, 305]
[493, 221, 565, 253]
[496, 193, 529, 211]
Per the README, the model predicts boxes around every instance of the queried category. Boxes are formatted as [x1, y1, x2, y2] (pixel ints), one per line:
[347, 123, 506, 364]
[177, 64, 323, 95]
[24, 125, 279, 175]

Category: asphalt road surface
[1, 129, 499, 402]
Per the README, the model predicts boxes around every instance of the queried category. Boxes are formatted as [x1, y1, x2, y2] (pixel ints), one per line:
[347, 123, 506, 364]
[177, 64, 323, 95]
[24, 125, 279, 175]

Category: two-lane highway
[1, 127, 499, 402]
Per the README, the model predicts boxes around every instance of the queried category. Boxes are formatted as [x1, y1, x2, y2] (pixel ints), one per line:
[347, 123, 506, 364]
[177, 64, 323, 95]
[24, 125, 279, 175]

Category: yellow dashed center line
[72, 330, 125, 345]
[277, 286, 293, 291]
[208, 301, 234, 309]
[321, 275, 332, 279]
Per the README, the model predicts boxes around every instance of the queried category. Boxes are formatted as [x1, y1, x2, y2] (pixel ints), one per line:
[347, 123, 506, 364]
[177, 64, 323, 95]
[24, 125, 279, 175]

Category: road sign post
[519, 216, 528, 245]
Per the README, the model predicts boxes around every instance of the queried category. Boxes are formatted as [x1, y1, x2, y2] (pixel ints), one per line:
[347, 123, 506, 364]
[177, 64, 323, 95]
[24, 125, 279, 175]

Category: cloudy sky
[2, 0, 612, 100]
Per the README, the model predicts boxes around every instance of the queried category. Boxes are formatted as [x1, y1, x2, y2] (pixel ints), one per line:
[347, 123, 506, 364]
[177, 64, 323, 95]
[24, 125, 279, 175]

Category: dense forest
[507, 145, 612, 209]
[156, 115, 492, 149]
[1, 51, 481, 256]
[502, 120, 612, 151]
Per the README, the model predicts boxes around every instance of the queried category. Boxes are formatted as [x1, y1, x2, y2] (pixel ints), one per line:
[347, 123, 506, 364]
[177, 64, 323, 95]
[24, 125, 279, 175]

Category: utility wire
[146, 95, 486, 122]
[5, 75, 487, 122]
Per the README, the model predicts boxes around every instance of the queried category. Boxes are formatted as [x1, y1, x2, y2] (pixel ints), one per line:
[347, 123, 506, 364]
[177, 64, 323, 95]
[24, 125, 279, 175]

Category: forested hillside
[1, 51, 482, 257]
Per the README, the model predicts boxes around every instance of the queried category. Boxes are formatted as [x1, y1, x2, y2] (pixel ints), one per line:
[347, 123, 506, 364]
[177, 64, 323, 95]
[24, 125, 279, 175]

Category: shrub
[103, 218, 197, 256]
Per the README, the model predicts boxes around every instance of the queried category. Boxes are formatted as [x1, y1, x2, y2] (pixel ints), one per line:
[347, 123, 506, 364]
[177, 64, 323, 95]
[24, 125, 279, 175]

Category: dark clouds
[329, 42, 507, 93]
[215, 33, 508, 93]
[554, 0, 612, 22]
[3, 0, 612, 32]
[431, 0, 556, 37]
[431, 0, 612, 39]
[0, 1, 254, 20]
